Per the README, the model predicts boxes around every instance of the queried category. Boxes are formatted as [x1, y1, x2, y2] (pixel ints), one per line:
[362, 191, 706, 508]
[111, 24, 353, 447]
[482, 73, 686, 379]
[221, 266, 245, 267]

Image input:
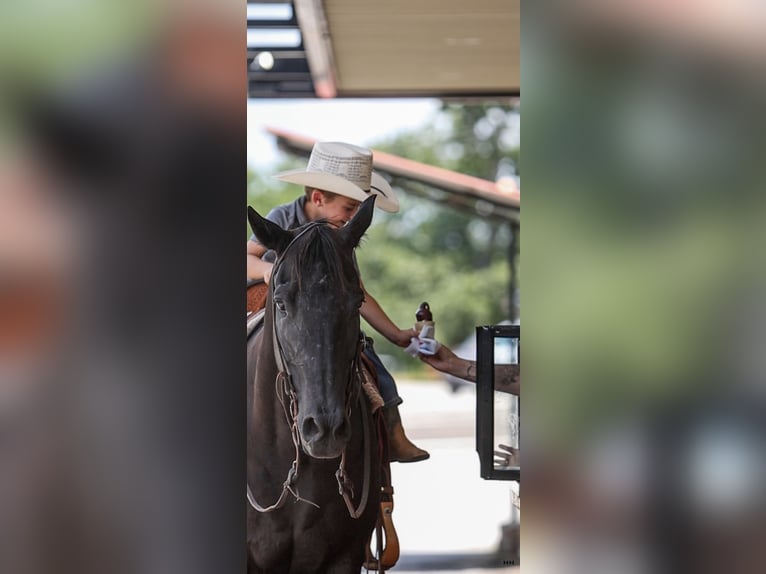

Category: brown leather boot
[384, 405, 429, 463]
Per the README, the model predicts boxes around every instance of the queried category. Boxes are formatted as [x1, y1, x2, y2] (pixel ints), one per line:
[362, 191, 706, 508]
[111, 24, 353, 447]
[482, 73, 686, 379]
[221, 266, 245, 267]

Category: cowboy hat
[273, 141, 399, 213]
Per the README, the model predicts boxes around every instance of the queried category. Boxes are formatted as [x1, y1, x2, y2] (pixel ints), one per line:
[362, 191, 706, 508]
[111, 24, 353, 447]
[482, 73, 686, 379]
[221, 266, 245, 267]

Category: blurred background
[1, 1, 245, 572]
[3, 0, 766, 573]
[523, 2, 766, 574]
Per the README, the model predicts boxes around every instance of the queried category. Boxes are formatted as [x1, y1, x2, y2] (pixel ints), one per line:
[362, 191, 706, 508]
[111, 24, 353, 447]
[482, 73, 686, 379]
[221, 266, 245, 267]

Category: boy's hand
[392, 327, 418, 348]
[263, 263, 274, 285]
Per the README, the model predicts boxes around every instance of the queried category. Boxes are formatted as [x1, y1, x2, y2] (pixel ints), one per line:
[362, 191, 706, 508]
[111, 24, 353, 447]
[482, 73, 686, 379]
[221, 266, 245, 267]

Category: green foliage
[373, 103, 518, 273]
[358, 231, 510, 368]
[364, 190, 509, 269]
[437, 102, 520, 179]
[358, 103, 519, 370]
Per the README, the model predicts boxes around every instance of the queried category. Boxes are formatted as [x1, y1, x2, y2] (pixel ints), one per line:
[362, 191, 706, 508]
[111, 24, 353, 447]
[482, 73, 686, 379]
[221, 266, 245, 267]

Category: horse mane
[281, 220, 359, 293]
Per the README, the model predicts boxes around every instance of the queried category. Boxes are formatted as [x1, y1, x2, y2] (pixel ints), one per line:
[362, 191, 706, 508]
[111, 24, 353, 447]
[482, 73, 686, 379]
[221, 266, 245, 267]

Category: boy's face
[315, 191, 361, 228]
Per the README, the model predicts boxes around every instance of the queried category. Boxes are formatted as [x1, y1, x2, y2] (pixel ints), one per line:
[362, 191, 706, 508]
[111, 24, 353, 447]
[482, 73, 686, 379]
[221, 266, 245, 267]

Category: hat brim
[273, 170, 369, 202]
[370, 173, 399, 213]
[273, 169, 399, 213]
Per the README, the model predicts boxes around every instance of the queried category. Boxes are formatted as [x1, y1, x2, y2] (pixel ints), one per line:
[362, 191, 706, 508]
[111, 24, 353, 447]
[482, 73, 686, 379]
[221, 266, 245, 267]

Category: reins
[246, 369, 318, 512]
[336, 353, 372, 518]
[247, 223, 372, 519]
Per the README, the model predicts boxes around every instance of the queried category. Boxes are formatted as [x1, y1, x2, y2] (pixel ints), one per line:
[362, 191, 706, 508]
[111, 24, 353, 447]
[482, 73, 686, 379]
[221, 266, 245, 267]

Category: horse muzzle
[299, 411, 351, 459]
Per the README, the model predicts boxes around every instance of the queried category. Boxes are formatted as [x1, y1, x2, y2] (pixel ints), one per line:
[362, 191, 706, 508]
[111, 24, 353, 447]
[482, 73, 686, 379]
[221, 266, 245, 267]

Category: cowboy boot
[383, 405, 429, 463]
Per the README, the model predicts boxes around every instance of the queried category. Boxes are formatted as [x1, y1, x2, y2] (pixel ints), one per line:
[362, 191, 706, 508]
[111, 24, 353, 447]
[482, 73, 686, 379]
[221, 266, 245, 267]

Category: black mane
[280, 221, 359, 294]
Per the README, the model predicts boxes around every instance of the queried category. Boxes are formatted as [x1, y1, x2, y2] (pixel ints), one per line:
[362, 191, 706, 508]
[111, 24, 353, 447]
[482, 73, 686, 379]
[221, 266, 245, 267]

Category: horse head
[247, 196, 375, 459]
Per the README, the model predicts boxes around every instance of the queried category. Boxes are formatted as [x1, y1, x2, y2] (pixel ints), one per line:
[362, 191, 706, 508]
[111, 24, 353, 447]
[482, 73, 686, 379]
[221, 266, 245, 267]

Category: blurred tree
[372, 103, 519, 270]
[361, 103, 520, 366]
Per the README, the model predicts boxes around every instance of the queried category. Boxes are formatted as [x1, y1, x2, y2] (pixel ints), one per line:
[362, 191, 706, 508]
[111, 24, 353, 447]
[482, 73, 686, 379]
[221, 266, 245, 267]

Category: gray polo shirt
[265, 196, 309, 230]
[250, 196, 308, 262]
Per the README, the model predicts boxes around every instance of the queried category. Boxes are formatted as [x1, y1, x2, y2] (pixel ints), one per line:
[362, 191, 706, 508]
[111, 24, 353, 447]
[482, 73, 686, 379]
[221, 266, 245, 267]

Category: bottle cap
[416, 302, 433, 322]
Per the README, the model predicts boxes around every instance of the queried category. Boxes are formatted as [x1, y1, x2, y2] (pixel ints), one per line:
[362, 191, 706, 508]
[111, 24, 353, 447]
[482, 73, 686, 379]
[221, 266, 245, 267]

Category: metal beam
[292, 0, 337, 98]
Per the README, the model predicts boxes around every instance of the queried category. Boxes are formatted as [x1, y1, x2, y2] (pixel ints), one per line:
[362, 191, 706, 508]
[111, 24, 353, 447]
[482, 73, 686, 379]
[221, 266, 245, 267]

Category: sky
[246, 98, 441, 170]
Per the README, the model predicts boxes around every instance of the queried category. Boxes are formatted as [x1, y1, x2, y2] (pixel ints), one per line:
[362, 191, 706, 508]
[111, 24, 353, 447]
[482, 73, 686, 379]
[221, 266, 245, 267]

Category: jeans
[362, 335, 402, 408]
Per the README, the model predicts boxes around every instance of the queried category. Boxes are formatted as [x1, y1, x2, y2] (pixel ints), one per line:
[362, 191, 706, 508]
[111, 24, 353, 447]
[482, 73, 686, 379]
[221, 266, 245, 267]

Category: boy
[247, 141, 429, 463]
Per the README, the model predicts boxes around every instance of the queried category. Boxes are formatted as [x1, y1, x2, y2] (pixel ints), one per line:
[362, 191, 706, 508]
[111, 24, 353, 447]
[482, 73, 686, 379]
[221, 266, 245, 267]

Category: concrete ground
[374, 379, 520, 574]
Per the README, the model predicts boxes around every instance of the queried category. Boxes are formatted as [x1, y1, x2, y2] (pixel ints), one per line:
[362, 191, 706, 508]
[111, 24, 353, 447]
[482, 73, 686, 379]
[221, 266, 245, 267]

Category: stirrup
[364, 499, 399, 572]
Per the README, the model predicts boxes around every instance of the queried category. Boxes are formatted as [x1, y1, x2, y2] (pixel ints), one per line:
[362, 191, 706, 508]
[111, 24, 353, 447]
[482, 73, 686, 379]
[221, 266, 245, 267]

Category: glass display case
[475, 324, 520, 481]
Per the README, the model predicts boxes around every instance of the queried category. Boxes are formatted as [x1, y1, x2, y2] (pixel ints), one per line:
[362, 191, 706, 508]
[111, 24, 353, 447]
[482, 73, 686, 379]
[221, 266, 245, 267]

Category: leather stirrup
[363, 385, 400, 572]
[364, 491, 399, 571]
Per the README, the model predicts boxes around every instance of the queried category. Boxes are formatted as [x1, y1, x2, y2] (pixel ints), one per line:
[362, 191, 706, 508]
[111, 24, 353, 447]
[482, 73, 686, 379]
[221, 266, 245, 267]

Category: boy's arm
[360, 284, 417, 348]
[246, 240, 275, 284]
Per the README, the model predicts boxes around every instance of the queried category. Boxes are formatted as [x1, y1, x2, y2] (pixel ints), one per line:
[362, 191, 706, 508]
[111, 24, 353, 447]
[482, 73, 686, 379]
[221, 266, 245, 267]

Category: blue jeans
[362, 335, 402, 408]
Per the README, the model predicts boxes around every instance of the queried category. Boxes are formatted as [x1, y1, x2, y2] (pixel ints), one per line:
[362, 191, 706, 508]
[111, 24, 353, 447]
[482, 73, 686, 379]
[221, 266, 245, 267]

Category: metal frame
[292, 0, 338, 98]
[476, 324, 520, 481]
[247, 1, 318, 98]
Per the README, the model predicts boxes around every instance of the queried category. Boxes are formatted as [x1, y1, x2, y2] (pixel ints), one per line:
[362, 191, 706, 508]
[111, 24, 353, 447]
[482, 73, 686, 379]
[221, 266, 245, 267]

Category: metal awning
[248, 0, 520, 99]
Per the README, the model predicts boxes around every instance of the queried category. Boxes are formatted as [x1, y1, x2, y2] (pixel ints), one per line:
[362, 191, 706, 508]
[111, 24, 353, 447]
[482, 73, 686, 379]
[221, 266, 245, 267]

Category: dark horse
[246, 196, 382, 573]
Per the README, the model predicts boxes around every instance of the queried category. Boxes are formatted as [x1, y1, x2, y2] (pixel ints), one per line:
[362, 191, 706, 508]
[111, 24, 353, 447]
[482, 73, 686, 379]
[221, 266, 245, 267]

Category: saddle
[246, 279, 268, 314]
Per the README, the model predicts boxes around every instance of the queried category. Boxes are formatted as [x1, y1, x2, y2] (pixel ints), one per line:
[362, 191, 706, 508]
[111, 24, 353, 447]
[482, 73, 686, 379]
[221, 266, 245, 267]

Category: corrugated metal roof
[248, 0, 519, 99]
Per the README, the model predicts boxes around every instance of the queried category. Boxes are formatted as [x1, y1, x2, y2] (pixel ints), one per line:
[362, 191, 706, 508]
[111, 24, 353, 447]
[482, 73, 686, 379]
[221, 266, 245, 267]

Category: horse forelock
[281, 223, 358, 295]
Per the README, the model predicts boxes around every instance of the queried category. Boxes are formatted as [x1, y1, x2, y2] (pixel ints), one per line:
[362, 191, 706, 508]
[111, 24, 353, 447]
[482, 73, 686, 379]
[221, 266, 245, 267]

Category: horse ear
[340, 195, 376, 248]
[247, 206, 293, 254]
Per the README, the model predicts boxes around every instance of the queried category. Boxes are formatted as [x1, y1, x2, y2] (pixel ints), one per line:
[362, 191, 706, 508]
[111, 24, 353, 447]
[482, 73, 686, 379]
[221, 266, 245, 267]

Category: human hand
[419, 344, 460, 373]
[263, 263, 274, 285]
[392, 327, 418, 348]
[494, 444, 519, 468]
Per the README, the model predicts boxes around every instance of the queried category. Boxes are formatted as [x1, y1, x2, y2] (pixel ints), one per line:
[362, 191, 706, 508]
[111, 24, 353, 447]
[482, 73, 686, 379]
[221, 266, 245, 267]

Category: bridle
[247, 222, 372, 518]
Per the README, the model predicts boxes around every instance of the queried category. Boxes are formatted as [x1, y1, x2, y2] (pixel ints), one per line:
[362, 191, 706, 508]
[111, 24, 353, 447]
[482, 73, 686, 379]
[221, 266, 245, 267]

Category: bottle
[415, 302, 435, 340]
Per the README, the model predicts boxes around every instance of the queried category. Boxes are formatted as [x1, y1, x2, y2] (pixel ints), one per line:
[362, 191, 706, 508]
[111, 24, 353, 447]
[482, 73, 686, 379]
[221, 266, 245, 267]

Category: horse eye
[274, 299, 287, 313]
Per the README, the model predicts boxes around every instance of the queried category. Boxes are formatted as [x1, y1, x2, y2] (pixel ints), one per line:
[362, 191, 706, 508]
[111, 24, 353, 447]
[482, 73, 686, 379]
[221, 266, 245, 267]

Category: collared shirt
[265, 196, 309, 230]
[250, 196, 308, 262]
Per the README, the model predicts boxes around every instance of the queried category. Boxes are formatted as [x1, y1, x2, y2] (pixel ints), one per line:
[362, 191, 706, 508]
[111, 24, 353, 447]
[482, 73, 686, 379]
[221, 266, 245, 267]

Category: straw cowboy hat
[273, 141, 399, 213]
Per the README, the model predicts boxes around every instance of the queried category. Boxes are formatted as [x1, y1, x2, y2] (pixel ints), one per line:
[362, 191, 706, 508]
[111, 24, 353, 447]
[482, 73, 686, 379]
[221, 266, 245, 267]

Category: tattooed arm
[420, 344, 520, 396]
